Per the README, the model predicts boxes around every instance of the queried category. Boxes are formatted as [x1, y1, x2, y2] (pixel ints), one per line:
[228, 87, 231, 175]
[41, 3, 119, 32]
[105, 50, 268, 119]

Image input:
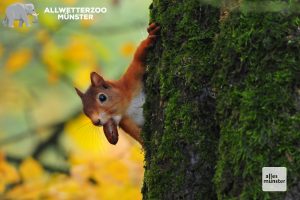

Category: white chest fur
[126, 90, 145, 127]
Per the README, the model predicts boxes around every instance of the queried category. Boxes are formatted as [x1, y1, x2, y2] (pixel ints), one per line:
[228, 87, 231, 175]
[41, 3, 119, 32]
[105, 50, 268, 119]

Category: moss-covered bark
[143, 0, 300, 199]
[213, 3, 300, 200]
[142, 0, 220, 199]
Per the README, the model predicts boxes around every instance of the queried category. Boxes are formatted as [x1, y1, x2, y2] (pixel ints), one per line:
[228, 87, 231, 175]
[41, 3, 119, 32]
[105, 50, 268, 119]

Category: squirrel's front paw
[147, 23, 160, 38]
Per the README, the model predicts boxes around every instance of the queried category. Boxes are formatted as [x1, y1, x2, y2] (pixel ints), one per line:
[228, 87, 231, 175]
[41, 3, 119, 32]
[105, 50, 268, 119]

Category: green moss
[142, 0, 220, 199]
[143, 0, 300, 199]
[213, 10, 300, 200]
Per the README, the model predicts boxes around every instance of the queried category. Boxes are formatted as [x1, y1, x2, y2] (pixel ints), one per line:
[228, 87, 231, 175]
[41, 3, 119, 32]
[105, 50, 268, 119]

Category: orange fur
[119, 116, 142, 144]
[75, 23, 160, 145]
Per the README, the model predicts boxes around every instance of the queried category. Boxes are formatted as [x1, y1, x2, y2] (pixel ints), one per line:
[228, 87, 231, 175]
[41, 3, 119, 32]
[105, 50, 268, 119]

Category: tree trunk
[213, 3, 300, 200]
[142, 0, 300, 199]
[142, 1, 220, 199]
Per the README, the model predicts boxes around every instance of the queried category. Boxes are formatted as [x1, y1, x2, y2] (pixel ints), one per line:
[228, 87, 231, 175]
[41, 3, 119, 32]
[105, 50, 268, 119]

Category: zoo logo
[2, 3, 39, 28]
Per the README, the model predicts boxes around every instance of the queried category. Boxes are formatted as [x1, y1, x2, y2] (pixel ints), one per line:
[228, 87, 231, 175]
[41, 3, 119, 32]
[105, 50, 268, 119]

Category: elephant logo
[2, 3, 39, 28]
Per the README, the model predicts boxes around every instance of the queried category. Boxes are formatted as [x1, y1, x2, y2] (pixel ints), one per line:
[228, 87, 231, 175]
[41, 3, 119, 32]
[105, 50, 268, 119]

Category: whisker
[76, 121, 92, 131]
[88, 124, 96, 147]
[81, 125, 90, 147]
[89, 125, 101, 152]
[95, 126, 105, 153]
[92, 126, 98, 149]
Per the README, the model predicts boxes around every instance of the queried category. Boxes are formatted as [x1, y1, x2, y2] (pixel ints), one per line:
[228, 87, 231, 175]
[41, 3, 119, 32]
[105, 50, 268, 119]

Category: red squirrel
[75, 23, 160, 145]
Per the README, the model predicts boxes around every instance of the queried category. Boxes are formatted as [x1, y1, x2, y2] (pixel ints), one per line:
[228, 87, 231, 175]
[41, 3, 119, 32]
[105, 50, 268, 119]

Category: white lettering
[45, 7, 107, 21]
[44, 7, 50, 13]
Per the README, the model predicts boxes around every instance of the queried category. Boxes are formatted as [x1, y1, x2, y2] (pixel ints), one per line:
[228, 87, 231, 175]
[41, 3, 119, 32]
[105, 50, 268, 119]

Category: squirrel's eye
[99, 94, 107, 103]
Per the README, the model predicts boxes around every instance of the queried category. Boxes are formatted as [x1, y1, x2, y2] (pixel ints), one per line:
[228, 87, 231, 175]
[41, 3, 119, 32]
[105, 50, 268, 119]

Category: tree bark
[142, 0, 300, 199]
[142, 1, 220, 199]
[213, 3, 300, 199]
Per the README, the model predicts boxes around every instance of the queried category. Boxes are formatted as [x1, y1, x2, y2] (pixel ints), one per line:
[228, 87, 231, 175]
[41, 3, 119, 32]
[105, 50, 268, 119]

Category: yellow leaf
[121, 42, 136, 57]
[19, 157, 44, 182]
[6, 179, 46, 200]
[120, 186, 142, 200]
[37, 29, 50, 44]
[42, 37, 97, 85]
[5, 49, 32, 73]
[65, 37, 95, 63]
[42, 41, 63, 83]
[0, 153, 20, 185]
[106, 161, 129, 183]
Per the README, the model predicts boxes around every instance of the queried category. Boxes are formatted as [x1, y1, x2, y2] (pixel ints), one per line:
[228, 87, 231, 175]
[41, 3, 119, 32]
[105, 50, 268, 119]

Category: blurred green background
[0, 0, 151, 199]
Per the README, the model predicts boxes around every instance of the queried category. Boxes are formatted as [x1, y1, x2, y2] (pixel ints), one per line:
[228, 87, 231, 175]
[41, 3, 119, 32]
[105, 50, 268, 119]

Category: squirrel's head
[75, 72, 123, 126]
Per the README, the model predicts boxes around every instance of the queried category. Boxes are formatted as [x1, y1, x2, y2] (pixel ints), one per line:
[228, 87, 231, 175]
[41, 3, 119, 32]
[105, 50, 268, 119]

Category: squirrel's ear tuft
[90, 72, 105, 87]
[75, 87, 84, 98]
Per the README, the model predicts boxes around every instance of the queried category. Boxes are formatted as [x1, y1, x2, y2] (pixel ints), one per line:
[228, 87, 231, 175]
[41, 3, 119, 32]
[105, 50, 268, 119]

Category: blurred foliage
[5, 48, 32, 73]
[0, 0, 150, 199]
[0, 139, 144, 199]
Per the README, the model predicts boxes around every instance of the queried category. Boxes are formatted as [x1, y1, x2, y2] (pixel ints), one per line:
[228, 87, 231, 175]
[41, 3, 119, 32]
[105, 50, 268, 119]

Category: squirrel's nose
[93, 119, 102, 126]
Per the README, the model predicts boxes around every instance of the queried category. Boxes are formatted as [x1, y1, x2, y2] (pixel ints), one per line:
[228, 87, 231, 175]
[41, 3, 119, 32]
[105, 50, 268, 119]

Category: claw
[147, 23, 157, 32]
[145, 23, 160, 47]
[149, 26, 161, 35]
[147, 23, 160, 35]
